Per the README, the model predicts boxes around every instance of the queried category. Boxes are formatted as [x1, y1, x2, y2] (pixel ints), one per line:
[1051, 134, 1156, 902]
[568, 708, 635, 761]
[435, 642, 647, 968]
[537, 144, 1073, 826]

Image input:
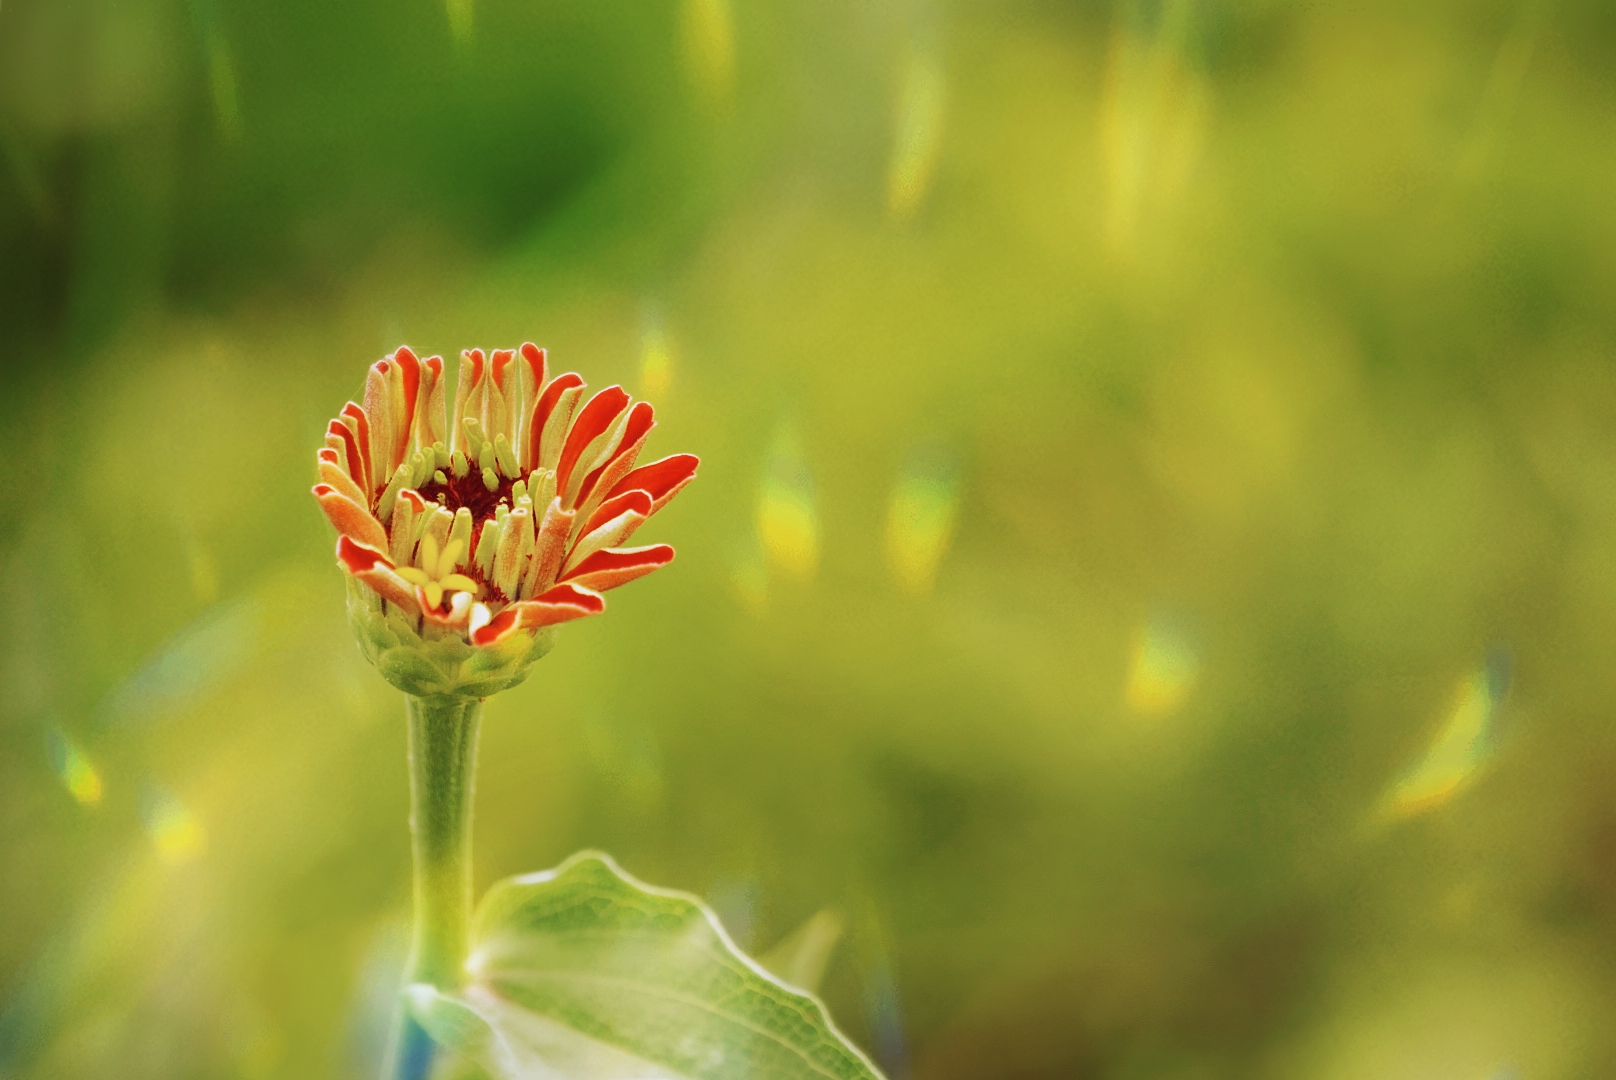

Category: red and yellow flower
[313, 344, 696, 696]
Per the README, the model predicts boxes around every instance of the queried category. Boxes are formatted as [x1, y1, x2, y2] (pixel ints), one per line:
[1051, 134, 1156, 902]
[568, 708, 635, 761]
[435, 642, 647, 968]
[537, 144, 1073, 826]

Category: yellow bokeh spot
[1124, 617, 1199, 718]
[1381, 658, 1507, 822]
[887, 46, 945, 221]
[1097, 2, 1206, 253]
[884, 459, 959, 595]
[681, 0, 735, 104]
[50, 731, 104, 807]
[146, 790, 206, 864]
[641, 323, 673, 399]
[759, 481, 819, 581]
[757, 426, 819, 581]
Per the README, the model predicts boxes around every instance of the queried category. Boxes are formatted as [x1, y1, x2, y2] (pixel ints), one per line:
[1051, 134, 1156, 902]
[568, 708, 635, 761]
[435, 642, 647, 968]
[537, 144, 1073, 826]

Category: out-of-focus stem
[383, 694, 483, 1080]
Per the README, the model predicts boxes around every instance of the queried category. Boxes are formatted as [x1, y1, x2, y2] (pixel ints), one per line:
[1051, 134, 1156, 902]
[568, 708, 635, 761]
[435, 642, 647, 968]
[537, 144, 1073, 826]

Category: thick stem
[385, 694, 483, 1080]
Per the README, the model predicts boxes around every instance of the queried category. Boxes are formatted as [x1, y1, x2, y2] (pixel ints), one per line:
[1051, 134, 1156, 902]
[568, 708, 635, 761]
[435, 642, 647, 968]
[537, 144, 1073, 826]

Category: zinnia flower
[313, 344, 697, 696]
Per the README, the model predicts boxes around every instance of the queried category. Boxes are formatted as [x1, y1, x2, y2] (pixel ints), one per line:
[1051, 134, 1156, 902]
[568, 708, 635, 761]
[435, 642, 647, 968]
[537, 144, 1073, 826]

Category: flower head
[313, 344, 697, 697]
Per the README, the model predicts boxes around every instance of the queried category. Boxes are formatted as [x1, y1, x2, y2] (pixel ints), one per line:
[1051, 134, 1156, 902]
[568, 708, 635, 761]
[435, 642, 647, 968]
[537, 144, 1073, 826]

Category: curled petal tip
[561, 544, 675, 592]
[470, 583, 605, 646]
[335, 534, 393, 573]
[335, 535, 420, 614]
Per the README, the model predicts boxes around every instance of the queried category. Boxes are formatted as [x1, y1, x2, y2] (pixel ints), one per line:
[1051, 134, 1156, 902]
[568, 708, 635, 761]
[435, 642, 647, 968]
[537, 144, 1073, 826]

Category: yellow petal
[442, 573, 481, 596]
[419, 533, 440, 574]
[424, 581, 444, 610]
[396, 567, 431, 586]
[439, 537, 466, 578]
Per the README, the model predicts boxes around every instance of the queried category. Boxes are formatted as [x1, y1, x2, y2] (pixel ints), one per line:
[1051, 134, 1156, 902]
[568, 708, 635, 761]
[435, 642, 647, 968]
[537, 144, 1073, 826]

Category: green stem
[404, 694, 482, 987]
[384, 694, 483, 1080]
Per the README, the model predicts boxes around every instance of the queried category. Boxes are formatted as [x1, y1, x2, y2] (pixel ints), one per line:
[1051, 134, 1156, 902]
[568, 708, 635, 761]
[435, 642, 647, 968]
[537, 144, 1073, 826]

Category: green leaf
[410, 851, 885, 1080]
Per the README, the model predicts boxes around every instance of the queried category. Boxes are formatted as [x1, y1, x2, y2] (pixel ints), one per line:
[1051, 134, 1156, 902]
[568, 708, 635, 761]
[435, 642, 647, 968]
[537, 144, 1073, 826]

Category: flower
[313, 344, 697, 697]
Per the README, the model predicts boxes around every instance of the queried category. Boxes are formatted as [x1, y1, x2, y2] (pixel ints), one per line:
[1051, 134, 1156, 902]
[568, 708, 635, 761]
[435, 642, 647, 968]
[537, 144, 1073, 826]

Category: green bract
[345, 578, 557, 698]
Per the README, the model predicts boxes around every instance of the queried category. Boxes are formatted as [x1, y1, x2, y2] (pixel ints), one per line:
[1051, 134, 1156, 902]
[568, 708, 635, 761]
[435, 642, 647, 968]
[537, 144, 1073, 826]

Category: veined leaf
[409, 851, 884, 1080]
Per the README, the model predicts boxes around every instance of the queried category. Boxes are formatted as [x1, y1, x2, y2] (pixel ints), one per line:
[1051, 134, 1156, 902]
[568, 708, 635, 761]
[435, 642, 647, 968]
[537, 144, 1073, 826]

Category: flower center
[416, 469, 518, 526]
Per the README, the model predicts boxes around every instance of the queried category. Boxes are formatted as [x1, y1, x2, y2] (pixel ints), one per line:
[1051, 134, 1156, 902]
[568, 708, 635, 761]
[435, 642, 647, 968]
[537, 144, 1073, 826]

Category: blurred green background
[5, 0, 1616, 1076]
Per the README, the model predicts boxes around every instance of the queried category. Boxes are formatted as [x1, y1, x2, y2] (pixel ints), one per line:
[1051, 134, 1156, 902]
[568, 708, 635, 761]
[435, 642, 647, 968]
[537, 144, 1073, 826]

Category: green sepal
[344, 578, 558, 699]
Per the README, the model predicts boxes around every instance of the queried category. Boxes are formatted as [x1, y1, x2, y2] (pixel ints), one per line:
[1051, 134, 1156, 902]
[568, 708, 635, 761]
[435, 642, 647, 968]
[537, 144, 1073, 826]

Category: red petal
[335, 536, 420, 614]
[472, 609, 522, 646]
[519, 343, 547, 388]
[577, 401, 655, 506]
[560, 544, 675, 592]
[579, 488, 653, 537]
[470, 584, 605, 646]
[491, 348, 515, 390]
[313, 484, 389, 550]
[556, 385, 631, 497]
[527, 499, 576, 597]
[327, 418, 364, 493]
[394, 346, 421, 437]
[318, 459, 368, 506]
[336, 534, 394, 573]
[605, 453, 699, 513]
[533, 581, 606, 611]
[525, 372, 586, 471]
[340, 403, 374, 494]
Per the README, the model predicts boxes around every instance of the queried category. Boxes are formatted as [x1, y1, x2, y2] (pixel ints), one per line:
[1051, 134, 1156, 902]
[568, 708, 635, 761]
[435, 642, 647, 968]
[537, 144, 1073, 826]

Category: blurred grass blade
[413, 852, 883, 1080]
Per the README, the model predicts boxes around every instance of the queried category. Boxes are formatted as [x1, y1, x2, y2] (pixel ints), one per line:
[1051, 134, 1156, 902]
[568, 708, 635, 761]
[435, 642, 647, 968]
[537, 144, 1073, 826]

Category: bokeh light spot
[47, 728, 103, 807]
[757, 424, 819, 581]
[1124, 614, 1199, 718]
[640, 315, 673, 399]
[682, 0, 735, 104]
[885, 445, 959, 595]
[144, 788, 206, 864]
[1097, 5, 1206, 252]
[887, 45, 946, 221]
[1381, 650, 1510, 821]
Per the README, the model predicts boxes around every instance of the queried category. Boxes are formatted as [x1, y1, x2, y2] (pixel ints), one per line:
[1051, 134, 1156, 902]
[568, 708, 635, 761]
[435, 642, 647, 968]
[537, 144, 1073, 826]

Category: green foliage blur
[5, 0, 1616, 1076]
